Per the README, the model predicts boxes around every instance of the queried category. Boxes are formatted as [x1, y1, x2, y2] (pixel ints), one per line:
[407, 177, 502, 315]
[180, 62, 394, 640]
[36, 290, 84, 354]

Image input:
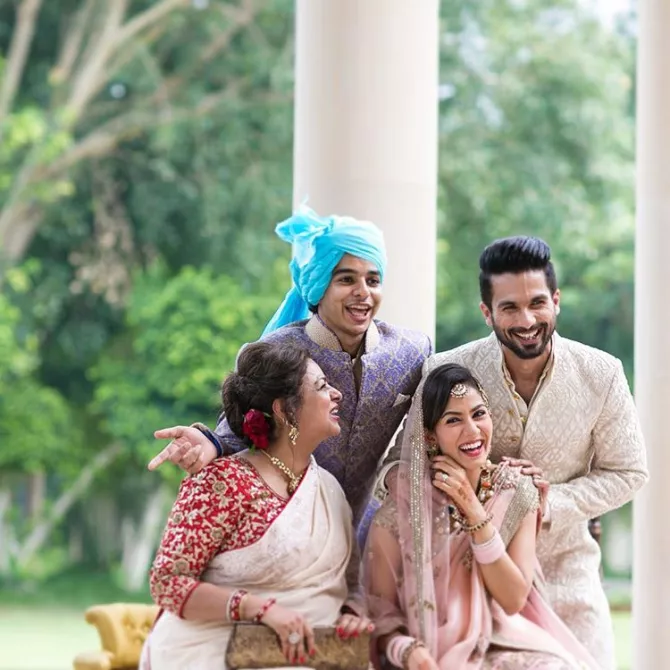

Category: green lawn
[0, 606, 100, 670]
[0, 572, 151, 670]
[612, 611, 632, 670]
[0, 606, 633, 670]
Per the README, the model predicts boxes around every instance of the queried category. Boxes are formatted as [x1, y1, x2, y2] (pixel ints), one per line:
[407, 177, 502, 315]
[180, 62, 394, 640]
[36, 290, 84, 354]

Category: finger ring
[288, 632, 301, 645]
[439, 472, 449, 482]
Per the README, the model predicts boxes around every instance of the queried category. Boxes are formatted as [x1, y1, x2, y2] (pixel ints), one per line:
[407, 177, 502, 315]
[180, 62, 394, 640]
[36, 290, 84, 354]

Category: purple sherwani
[213, 316, 432, 523]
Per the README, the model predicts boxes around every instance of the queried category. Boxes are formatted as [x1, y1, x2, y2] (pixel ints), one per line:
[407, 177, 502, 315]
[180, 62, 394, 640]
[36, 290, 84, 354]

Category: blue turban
[262, 206, 387, 336]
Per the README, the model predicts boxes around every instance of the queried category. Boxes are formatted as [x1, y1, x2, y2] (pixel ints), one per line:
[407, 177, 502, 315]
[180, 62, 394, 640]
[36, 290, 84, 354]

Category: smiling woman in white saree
[141, 342, 371, 670]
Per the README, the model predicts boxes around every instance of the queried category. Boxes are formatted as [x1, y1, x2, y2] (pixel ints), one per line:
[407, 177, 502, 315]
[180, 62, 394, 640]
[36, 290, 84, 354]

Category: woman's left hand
[430, 455, 482, 519]
[334, 612, 374, 639]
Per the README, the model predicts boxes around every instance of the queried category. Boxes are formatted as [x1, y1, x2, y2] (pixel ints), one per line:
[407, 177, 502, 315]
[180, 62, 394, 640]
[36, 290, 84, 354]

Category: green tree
[1, 0, 295, 435]
[0, 0, 294, 266]
[0, 266, 80, 474]
[85, 264, 280, 588]
[0, 0, 638, 585]
[0, 266, 88, 576]
[1, 0, 296, 581]
[436, 0, 635, 371]
[91, 263, 281, 463]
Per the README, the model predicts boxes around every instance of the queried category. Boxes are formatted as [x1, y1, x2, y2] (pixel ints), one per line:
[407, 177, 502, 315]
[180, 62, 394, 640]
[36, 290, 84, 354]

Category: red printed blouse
[149, 457, 288, 617]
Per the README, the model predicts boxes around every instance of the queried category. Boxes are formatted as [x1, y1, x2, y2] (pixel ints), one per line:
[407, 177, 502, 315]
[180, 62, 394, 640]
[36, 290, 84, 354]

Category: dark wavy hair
[221, 341, 310, 445]
[479, 236, 557, 308]
[422, 363, 487, 431]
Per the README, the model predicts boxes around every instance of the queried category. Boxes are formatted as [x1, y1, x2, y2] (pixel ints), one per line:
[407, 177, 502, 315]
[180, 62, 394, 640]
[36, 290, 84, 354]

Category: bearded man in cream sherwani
[420, 236, 647, 668]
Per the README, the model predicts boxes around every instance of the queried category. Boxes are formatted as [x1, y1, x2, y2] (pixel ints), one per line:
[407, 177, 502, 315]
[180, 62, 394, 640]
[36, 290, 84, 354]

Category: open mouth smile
[513, 326, 543, 343]
[458, 440, 485, 458]
[345, 304, 372, 324]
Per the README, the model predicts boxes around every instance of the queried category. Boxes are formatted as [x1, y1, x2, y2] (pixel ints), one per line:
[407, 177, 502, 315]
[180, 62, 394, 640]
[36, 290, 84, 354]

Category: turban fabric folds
[262, 206, 387, 336]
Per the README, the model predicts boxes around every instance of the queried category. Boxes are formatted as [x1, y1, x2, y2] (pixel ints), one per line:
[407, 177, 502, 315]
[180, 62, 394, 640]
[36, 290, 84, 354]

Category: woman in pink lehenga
[365, 363, 599, 670]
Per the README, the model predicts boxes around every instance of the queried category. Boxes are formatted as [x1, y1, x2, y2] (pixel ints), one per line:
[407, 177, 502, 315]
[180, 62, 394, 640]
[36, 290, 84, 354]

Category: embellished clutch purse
[226, 624, 370, 670]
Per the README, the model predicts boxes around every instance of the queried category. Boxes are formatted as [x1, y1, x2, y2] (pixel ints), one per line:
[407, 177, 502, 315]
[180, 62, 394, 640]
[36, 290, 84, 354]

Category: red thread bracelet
[252, 597, 277, 623]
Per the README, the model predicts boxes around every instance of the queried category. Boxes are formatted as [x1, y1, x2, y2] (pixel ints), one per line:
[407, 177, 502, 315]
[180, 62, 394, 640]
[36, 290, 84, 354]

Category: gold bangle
[401, 639, 425, 670]
[463, 512, 493, 534]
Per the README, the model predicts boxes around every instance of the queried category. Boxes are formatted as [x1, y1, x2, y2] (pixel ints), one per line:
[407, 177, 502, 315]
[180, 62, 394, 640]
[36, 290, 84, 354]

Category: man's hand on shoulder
[148, 425, 218, 475]
[501, 456, 550, 518]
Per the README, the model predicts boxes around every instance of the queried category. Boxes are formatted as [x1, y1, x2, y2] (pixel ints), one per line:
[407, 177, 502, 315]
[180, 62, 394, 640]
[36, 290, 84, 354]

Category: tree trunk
[0, 199, 42, 262]
[84, 493, 121, 567]
[0, 485, 13, 576]
[0, 0, 44, 143]
[14, 443, 122, 569]
[119, 484, 169, 592]
[68, 523, 84, 564]
[26, 471, 46, 522]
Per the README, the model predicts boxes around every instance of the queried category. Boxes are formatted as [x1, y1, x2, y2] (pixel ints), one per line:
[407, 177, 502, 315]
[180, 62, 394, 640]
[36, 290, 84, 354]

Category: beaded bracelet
[252, 597, 277, 623]
[386, 635, 415, 668]
[462, 512, 493, 534]
[400, 639, 425, 670]
[227, 589, 248, 622]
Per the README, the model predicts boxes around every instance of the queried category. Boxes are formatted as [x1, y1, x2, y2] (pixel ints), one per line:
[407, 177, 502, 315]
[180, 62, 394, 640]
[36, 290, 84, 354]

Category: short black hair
[422, 363, 485, 431]
[479, 236, 557, 308]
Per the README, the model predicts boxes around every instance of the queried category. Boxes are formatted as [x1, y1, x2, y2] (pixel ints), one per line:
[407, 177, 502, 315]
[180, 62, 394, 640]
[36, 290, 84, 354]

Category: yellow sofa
[72, 603, 159, 670]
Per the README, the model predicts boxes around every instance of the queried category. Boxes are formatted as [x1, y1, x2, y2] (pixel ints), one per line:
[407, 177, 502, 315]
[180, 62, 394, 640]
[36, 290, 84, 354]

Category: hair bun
[219, 341, 311, 444]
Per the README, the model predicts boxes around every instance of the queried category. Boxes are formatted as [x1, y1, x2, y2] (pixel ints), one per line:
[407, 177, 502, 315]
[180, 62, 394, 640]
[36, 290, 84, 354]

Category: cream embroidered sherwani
[423, 333, 647, 669]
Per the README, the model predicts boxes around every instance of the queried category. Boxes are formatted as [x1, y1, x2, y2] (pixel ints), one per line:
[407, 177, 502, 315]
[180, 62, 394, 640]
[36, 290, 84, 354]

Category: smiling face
[317, 254, 382, 351]
[426, 385, 493, 473]
[480, 270, 560, 360]
[293, 359, 342, 446]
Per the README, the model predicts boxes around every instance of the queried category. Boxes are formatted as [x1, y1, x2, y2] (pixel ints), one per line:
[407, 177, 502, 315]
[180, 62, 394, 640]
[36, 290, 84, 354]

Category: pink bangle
[386, 635, 415, 668]
[471, 528, 505, 564]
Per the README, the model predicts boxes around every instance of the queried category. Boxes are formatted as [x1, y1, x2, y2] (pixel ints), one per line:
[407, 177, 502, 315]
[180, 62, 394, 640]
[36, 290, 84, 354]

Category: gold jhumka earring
[288, 424, 299, 446]
[426, 437, 440, 458]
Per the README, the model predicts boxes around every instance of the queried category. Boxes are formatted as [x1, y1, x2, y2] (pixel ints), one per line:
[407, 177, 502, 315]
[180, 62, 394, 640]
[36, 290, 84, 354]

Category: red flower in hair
[242, 409, 270, 450]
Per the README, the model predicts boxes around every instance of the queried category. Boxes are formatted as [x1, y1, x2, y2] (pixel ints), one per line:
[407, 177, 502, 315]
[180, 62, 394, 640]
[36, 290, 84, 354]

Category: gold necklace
[262, 451, 304, 494]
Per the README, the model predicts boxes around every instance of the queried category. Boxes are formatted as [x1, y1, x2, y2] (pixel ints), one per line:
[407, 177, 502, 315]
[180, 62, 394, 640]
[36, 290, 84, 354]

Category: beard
[491, 319, 555, 360]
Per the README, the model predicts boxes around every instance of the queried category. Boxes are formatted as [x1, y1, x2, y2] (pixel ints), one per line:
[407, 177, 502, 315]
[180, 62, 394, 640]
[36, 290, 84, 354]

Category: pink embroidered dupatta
[365, 375, 599, 670]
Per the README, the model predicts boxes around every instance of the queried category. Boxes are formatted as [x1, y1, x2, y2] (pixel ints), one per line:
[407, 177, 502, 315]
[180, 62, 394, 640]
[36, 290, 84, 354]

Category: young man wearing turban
[148, 207, 432, 529]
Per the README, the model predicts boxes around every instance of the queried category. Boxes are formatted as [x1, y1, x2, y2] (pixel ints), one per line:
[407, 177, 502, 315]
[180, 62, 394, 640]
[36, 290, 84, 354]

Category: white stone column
[293, 0, 439, 339]
[632, 0, 670, 667]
